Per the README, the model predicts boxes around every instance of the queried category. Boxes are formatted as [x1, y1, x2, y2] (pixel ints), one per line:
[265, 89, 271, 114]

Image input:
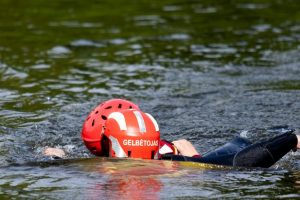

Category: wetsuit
[160, 132, 298, 168]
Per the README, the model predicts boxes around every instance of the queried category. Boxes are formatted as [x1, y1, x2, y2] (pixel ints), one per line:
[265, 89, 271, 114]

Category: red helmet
[104, 109, 160, 159]
[81, 99, 140, 156]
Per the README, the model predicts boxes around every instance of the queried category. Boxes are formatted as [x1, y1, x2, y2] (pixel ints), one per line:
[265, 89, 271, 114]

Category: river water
[0, 0, 300, 199]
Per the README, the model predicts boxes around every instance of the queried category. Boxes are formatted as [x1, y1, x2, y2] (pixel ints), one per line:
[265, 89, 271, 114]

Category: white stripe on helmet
[145, 113, 159, 131]
[109, 135, 127, 157]
[134, 111, 146, 133]
[108, 112, 127, 130]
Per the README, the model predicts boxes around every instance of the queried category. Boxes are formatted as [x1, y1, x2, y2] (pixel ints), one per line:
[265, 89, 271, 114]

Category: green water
[0, 0, 300, 199]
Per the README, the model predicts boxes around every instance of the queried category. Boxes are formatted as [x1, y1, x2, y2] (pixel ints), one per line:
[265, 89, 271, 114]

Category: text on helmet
[123, 139, 159, 147]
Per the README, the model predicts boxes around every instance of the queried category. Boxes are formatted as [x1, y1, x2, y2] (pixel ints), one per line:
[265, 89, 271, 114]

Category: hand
[172, 139, 199, 157]
[297, 135, 300, 149]
[43, 147, 65, 158]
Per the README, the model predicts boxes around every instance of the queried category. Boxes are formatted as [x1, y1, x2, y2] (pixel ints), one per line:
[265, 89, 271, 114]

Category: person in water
[45, 99, 300, 168]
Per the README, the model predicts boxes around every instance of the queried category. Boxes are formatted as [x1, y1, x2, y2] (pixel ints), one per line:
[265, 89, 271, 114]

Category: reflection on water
[0, 0, 300, 198]
[1, 158, 299, 199]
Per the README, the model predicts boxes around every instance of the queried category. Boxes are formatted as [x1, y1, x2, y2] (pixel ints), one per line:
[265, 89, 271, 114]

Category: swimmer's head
[81, 99, 140, 156]
[103, 109, 160, 159]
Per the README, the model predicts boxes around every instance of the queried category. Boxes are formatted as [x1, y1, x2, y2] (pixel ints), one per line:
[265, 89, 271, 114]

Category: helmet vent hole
[101, 115, 107, 120]
[95, 111, 99, 114]
[129, 105, 132, 109]
[118, 104, 122, 109]
[105, 106, 112, 109]
[92, 119, 95, 127]
[151, 151, 155, 159]
[128, 151, 131, 157]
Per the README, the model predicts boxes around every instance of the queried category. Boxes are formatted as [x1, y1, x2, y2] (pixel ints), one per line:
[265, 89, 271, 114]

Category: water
[0, 0, 300, 198]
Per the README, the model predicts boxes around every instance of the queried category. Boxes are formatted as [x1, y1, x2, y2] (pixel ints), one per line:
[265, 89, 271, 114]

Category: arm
[172, 135, 300, 155]
[163, 133, 299, 168]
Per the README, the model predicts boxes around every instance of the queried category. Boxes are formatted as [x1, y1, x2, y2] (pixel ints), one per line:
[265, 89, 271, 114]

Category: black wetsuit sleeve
[233, 133, 298, 168]
[160, 137, 252, 166]
[201, 137, 252, 166]
[160, 133, 298, 168]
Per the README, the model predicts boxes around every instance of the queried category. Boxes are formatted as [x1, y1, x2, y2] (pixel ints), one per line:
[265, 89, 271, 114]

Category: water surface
[0, 0, 300, 199]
